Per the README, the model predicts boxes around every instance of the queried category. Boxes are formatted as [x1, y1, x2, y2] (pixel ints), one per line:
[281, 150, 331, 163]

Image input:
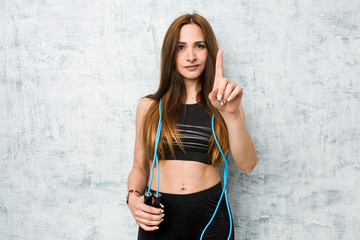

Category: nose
[186, 48, 197, 62]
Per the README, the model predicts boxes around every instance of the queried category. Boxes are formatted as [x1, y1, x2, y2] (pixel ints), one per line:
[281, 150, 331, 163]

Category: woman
[127, 13, 257, 240]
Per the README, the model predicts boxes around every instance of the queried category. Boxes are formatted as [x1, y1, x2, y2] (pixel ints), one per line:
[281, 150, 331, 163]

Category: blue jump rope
[145, 99, 233, 240]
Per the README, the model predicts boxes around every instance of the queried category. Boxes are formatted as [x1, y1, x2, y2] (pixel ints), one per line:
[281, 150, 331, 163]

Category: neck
[183, 78, 200, 104]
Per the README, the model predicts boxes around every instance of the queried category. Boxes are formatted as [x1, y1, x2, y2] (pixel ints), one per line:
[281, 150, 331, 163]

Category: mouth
[184, 65, 200, 71]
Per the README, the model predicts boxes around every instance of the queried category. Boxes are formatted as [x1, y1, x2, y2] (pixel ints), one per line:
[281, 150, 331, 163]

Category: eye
[177, 45, 185, 50]
[195, 44, 206, 49]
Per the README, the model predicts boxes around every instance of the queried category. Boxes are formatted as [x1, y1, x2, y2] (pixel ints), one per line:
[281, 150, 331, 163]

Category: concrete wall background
[1, 0, 359, 239]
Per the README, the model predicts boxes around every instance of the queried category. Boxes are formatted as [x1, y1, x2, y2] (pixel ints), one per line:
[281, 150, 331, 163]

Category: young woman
[127, 13, 257, 240]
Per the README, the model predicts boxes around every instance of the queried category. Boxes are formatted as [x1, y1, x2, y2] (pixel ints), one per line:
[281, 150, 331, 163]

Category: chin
[185, 76, 201, 81]
[181, 72, 202, 81]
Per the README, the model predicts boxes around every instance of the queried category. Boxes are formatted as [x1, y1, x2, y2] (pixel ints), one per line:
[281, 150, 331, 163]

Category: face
[176, 24, 208, 83]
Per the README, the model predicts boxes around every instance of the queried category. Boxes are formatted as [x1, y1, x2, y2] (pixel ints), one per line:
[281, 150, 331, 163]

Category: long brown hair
[141, 13, 229, 167]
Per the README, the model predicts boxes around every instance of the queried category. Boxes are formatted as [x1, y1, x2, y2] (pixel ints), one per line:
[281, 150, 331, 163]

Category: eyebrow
[178, 41, 205, 44]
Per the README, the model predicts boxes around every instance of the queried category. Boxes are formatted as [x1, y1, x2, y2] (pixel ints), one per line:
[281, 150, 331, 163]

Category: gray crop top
[164, 103, 212, 165]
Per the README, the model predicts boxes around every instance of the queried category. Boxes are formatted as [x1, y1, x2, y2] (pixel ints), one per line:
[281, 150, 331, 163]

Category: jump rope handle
[152, 193, 162, 208]
[144, 192, 153, 206]
[144, 192, 163, 208]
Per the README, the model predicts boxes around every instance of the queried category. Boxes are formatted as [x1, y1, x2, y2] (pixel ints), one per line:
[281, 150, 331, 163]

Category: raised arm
[208, 49, 257, 172]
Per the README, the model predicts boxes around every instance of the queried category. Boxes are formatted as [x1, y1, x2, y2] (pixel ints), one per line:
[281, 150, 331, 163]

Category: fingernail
[160, 203, 164, 208]
[227, 96, 232, 101]
[161, 209, 164, 213]
[155, 226, 159, 230]
[162, 214, 165, 218]
[220, 100, 226, 106]
[217, 94, 222, 101]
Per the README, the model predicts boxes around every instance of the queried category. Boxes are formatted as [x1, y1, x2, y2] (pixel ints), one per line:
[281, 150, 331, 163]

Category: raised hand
[209, 49, 243, 114]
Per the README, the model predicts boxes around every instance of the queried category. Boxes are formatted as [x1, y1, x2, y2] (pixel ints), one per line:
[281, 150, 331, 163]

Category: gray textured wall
[1, 0, 359, 239]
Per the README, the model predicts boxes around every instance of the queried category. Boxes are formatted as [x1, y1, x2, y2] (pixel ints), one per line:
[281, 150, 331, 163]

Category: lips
[184, 65, 200, 71]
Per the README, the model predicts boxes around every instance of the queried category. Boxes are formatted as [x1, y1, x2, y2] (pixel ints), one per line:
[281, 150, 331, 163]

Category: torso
[148, 102, 221, 194]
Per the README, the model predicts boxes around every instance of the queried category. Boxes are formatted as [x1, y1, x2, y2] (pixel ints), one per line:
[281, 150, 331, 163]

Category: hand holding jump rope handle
[144, 192, 162, 230]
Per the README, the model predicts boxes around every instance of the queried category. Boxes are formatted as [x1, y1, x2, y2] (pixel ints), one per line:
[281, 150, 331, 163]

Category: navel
[180, 183, 186, 192]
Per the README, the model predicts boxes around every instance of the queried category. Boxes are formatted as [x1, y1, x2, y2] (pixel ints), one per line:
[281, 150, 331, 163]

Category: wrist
[220, 108, 241, 120]
[126, 189, 141, 205]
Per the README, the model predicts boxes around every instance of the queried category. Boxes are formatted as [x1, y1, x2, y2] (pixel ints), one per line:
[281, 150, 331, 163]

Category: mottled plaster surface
[1, 0, 359, 239]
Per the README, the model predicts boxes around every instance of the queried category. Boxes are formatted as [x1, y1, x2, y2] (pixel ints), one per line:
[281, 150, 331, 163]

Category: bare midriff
[148, 160, 221, 194]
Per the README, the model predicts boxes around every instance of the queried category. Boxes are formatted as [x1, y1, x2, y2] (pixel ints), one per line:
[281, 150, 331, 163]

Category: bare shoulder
[135, 97, 154, 124]
[137, 97, 154, 116]
[137, 97, 153, 111]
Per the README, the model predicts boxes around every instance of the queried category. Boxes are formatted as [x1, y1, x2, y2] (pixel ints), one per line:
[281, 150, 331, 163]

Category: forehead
[178, 24, 204, 42]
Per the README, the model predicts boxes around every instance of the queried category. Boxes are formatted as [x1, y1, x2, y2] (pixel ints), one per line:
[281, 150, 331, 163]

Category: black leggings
[137, 182, 234, 240]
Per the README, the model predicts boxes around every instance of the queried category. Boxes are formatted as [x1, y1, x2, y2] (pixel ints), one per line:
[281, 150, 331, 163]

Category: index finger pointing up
[215, 48, 223, 77]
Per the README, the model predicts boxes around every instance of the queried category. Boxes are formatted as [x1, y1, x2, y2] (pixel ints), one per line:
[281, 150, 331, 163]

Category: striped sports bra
[164, 103, 212, 165]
